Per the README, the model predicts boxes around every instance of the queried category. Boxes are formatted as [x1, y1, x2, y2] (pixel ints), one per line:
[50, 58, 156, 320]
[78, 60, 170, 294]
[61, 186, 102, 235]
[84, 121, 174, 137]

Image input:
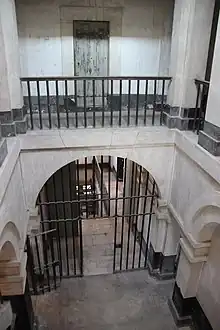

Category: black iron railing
[21, 76, 171, 130]
[193, 79, 210, 134]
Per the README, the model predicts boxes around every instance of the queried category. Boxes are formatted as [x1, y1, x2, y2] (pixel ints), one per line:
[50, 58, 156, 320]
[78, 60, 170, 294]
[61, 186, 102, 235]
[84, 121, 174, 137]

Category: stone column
[164, 0, 214, 130]
[0, 0, 27, 137]
[198, 15, 220, 155]
[169, 236, 210, 327]
[148, 200, 180, 279]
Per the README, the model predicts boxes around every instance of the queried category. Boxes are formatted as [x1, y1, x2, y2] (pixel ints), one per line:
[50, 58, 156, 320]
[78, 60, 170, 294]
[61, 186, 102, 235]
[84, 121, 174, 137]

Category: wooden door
[73, 21, 109, 107]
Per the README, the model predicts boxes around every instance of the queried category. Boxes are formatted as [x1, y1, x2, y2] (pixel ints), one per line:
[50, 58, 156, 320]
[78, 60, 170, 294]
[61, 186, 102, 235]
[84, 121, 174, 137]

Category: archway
[27, 155, 161, 293]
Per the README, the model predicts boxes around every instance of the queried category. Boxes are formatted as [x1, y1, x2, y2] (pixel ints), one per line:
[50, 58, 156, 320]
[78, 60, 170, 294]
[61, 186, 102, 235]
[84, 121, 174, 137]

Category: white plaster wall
[18, 127, 175, 213]
[197, 226, 220, 330]
[16, 0, 174, 94]
[0, 139, 28, 259]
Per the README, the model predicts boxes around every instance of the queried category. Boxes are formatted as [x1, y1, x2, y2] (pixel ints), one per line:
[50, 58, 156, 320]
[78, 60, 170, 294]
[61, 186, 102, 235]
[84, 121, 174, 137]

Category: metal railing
[193, 79, 210, 134]
[21, 76, 171, 130]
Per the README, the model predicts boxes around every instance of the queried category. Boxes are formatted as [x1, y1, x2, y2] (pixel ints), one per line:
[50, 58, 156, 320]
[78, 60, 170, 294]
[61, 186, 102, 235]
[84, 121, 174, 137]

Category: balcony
[21, 76, 171, 130]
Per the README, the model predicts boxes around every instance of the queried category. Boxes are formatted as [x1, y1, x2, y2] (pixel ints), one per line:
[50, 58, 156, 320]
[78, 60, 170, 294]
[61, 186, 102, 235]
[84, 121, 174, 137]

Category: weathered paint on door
[73, 21, 109, 107]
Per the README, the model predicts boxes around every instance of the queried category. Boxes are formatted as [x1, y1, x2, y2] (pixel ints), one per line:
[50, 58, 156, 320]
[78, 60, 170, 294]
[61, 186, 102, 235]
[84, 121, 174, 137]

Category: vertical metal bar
[135, 79, 140, 126]
[26, 236, 37, 294]
[126, 162, 135, 269]
[160, 79, 165, 126]
[36, 81, 42, 129]
[127, 80, 131, 127]
[92, 156, 96, 218]
[102, 79, 105, 127]
[92, 79, 96, 128]
[113, 161, 119, 272]
[55, 80, 60, 128]
[61, 167, 69, 276]
[34, 236, 44, 294]
[85, 157, 88, 218]
[144, 180, 156, 267]
[138, 171, 149, 268]
[132, 165, 142, 268]
[144, 80, 148, 126]
[193, 83, 201, 133]
[76, 160, 83, 275]
[110, 80, 113, 127]
[74, 80, 78, 128]
[119, 80, 122, 127]
[152, 80, 157, 125]
[27, 81, 33, 129]
[100, 156, 104, 217]
[119, 158, 127, 270]
[65, 80, 69, 128]
[83, 79, 87, 128]
[68, 163, 77, 275]
[108, 156, 111, 216]
[46, 80, 52, 129]
[52, 175, 63, 276]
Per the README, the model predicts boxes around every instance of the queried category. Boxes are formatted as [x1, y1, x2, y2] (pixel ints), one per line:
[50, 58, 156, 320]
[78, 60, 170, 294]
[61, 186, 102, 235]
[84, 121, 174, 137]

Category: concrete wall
[197, 225, 220, 330]
[16, 0, 174, 94]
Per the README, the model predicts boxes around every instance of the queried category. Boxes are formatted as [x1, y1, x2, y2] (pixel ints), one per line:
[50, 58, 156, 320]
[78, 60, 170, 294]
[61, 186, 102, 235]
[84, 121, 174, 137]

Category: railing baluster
[152, 79, 157, 125]
[135, 79, 140, 126]
[119, 79, 122, 127]
[110, 80, 113, 127]
[74, 80, 78, 128]
[127, 80, 131, 127]
[65, 80, 69, 128]
[160, 79, 165, 126]
[144, 80, 148, 126]
[46, 80, 52, 129]
[83, 79, 87, 128]
[55, 80, 60, 128]
[92, 79, 96, 128]
[193, 83, 201, 133]
[36, 80, 42, 129]
[102, 79, 105, 127]
[27, 81, 34, 129]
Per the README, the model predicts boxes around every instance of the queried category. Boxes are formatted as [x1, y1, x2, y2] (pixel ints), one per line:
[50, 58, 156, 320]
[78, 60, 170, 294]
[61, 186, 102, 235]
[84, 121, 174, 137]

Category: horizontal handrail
[195, 78, 210, 86]
[21, 76, 172, 82]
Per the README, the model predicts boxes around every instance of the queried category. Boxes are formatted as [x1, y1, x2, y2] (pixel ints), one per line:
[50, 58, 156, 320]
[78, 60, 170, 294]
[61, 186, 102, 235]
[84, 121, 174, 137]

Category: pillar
[0, 0, 27, 137]
[198, 13, 220, 155]
[164, 0, 214, 130]
[148, 200, 180, 279]
[169, 236, 211, 328]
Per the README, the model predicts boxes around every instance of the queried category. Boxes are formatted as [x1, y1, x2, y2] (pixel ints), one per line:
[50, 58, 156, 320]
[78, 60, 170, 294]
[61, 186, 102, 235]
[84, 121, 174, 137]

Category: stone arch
[192, 204, 220, 242]
[33, 150, 162, 208]
[0, 222, 20, 262]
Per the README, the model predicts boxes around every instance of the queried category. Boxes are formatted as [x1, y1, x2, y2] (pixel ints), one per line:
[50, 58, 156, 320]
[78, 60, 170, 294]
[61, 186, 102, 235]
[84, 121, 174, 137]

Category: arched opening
[27, 155, 160, 289]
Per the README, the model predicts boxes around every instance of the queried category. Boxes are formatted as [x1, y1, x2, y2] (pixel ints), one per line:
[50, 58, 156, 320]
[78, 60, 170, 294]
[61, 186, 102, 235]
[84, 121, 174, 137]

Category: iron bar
[126, 161, 135, 269]
[36, 81, 42, 129]
[160, 79, 165, 126]
[110, 80, 113, 126]
[74, 80, 78, 128]
[119, 80, 122, 126]
[21, 76, 172, 81]
[83, 80, 87, 128]
[92, 156, 96, 218]
[55, 80, 60, 128]
[127, 80, 131, 126]
[193, 83, 201, 132]
[46, 80, 52, 129]
[85, 157, 88, 218]
[27, 81, 33, 129]
[135, 80, 140, 126]
[144, 80, 148, 126]
[102, 79, 105, 127]
[100, 156, 104, 217]
[61, 167, 70, 276]
[152, 80, 157, 125]
[34, 235, 44, 294]
[76, 160, 83, 275]
[64, 80, 69, 128]
[108, 156, 111, 216]
[92, 79, 96, 128]
[119, 158, 127, 270]
[113, 159, 119, 272]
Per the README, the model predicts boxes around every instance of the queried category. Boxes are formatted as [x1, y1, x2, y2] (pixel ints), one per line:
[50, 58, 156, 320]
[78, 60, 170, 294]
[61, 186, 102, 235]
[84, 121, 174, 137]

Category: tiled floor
[33, 271, 190, 330]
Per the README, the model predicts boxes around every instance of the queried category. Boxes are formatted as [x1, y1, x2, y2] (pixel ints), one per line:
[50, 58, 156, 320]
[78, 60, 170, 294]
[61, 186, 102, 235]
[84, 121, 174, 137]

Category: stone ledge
[0, 108, 28, 137]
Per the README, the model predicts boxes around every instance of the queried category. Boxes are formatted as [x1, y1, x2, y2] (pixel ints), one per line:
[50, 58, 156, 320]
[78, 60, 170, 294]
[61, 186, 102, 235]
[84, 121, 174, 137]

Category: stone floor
[33, 270, 190, 330]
